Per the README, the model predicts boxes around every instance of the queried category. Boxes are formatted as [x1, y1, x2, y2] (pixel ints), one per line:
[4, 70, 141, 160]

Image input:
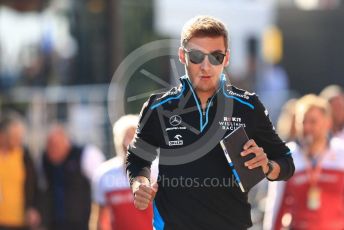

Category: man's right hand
[132, 176, 158, 210]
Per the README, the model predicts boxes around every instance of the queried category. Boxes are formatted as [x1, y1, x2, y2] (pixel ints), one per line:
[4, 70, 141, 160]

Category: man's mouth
[200, 75, 211, 79]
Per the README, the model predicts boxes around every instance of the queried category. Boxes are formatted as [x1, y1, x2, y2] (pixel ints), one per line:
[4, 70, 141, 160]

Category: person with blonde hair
[276, 99, 298, 142]
[264, 94, 344, 230]
[92, 115, 157, 230]
[112, 115, 139, 159]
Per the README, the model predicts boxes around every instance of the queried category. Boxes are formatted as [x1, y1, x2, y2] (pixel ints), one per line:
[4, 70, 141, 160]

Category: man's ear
[179, 47, 186, 65]
[224, 49, 230, 67]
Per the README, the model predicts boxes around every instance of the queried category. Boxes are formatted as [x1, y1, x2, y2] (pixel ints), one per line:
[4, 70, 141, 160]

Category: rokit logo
[168, 134, 184, 146]
[219, 116, 246, 130]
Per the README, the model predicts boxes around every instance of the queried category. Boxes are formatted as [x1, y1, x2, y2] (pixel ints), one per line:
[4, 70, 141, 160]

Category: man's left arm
[243, 95, 295, 181]
[241, 139, 281, 180]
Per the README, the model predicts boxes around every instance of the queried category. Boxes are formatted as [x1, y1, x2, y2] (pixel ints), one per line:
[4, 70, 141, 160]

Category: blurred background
[1, 0, 343, 157]
[0, 0, 343, 229]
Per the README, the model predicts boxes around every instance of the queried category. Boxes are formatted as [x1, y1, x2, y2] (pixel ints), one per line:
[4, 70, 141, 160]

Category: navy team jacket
[126, 74, 294, 230]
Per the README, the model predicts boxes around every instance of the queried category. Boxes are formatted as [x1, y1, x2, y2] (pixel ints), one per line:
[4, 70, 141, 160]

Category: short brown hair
[181, 15, 229, 50]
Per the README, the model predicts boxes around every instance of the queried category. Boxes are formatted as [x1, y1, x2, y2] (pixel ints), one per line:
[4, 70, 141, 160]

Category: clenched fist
[132, 176, 158, 210]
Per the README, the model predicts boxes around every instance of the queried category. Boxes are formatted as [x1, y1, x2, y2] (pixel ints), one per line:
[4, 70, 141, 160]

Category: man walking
[126, 15, 294, 230]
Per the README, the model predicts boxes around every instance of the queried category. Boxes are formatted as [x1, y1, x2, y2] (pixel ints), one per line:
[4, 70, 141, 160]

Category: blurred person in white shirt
[92, 115, 158, 230]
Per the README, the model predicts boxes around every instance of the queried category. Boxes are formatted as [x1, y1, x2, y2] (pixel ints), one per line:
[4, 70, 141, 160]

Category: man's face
[6, 121, 25, 149]
[302, 107, 330, 144]
[46, 128, 70, 165]
[179, 36, 229, 95]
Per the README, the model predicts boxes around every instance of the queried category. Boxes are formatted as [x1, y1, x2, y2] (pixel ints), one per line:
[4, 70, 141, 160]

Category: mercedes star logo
[169, 115, 182, 126]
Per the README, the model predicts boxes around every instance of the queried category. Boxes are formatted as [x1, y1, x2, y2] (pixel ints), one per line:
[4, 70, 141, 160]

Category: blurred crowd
[0, 84, 344, 230]
[0, 1, 343, 229]
[0, 111, 157, 230]
[262, 84, 344, 229]
[0, 114, 104, 230]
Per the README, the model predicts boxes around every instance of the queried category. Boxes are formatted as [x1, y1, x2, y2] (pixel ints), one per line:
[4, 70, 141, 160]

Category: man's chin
[195, 86, 217, 93]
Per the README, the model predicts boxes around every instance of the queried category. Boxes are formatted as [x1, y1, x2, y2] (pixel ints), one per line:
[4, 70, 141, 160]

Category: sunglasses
[183, 48, 226, 65]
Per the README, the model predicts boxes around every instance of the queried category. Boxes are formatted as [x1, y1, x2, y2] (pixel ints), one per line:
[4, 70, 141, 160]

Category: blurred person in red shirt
[264, 94, 344, 230]
[92, 115, 158, 230]
[0, 113, 40, 230]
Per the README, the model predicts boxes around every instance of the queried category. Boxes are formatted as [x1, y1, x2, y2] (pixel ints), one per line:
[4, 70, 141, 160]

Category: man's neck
[196, 90, 216, 110]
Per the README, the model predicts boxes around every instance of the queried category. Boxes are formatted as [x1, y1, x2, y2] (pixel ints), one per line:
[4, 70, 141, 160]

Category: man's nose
[200, 55, 211, 71]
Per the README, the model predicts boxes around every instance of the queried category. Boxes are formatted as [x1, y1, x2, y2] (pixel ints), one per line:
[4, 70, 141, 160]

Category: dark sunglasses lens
[188, 50, 205, 64]
[209, 52, 225, 65]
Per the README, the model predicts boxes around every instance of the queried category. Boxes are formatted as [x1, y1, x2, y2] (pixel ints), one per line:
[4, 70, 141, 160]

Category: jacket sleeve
[252, 95, 295, 181]
[126, 95, 160, 185]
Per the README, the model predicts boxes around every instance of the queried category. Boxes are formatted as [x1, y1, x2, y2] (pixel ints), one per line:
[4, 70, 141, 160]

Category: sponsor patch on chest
[219, 116, 246, 130]
[168, 134, 184, 146]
